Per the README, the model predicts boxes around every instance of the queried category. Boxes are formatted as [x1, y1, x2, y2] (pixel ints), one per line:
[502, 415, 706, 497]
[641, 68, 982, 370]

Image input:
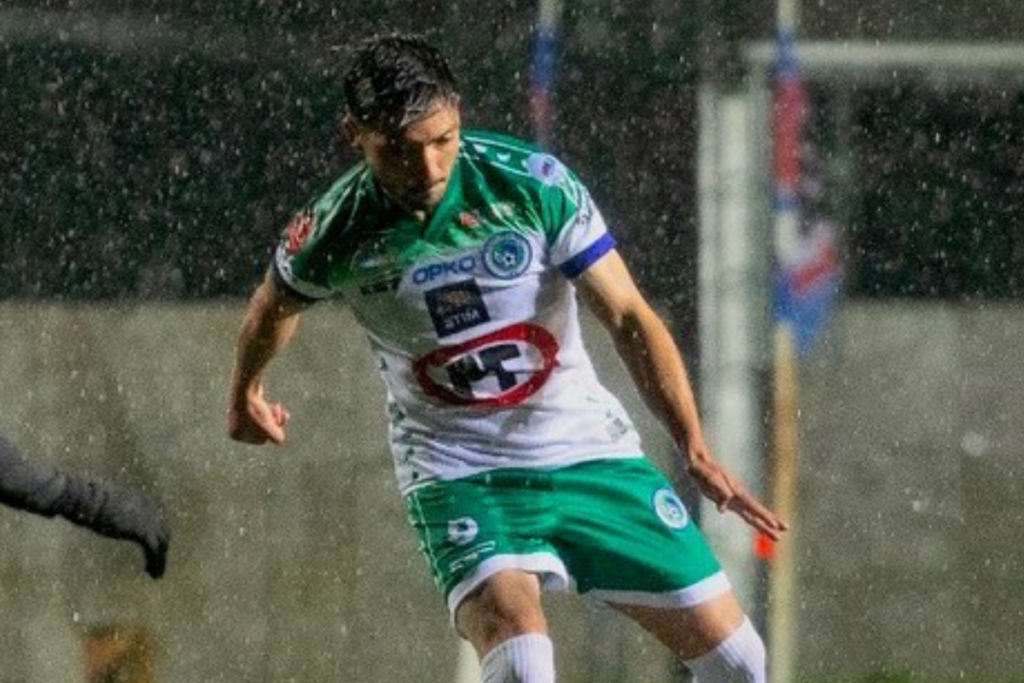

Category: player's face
[349, 104, 461, 217]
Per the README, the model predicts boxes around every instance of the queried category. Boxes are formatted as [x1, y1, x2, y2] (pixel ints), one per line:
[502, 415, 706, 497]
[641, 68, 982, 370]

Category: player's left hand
[683, 442, 789, 540]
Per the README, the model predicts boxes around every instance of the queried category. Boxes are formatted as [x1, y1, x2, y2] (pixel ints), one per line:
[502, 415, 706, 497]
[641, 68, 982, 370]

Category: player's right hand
[228, 383, 290, 445]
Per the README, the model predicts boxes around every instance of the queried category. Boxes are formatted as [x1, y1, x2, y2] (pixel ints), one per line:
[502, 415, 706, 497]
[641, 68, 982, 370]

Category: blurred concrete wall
[796, 301, 1024, 681]
[0, 303, 676, 683]
[4, 301, 1021, 683]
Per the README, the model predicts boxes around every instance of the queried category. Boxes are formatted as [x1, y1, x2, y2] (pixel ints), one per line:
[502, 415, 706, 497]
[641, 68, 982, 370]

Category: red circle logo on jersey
[413, 323, 560, 407]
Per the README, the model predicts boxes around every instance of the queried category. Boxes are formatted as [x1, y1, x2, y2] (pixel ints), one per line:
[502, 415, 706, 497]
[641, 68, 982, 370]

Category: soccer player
[0, 432, 169, 579]
[228, 33, 786, 683]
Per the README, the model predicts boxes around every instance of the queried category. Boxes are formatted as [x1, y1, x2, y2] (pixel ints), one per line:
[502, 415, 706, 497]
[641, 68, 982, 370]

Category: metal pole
[697, 0, 773, 622]
[769, 1, 802, 682]
[768, 325, 800, 683]
[698, 85, 768, 614]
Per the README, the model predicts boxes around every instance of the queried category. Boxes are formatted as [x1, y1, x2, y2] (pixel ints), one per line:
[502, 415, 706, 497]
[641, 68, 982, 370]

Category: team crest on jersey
[526, 152, 566, 186]
[482, 231, 532, 280]
[284, 211, 314, 254]
[413, 323, 559, 407]
[653, 489, 689, 530]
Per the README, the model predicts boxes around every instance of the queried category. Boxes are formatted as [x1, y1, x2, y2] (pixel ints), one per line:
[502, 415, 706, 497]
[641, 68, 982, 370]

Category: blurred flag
[773, 29, 807, 213]
[774, 220, 842, 356]
[772, 28, 842, 357]
[530, 0, 562, 147]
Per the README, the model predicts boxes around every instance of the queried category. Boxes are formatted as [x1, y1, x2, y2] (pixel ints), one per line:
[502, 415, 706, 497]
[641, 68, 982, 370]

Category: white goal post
[745, 40, 1024, 86]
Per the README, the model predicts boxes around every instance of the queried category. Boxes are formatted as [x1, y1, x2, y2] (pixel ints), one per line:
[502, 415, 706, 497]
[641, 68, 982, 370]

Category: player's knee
[457, 571, 546, 651]
[684, 617, 766, 683]
[480, 633, 555, 683]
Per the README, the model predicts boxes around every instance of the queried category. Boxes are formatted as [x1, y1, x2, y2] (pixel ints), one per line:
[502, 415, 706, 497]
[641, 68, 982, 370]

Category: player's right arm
[228, 269, 311, 445]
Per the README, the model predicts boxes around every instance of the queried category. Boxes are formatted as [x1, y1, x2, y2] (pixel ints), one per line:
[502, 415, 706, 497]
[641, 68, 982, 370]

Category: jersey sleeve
[272, 207, 337, 301]
[271, 172, 364, 301]
[549, 186, 616, 278]
[530, 153, 616, 279]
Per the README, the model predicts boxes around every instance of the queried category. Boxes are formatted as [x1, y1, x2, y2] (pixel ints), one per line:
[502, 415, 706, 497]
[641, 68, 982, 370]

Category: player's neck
[378, 183, 432, 223]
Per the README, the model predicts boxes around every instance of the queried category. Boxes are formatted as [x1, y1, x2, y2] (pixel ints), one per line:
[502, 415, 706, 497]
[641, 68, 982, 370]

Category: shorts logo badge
[482, 231, 532, 280]
[448, 517, 479, 546]
[653, 489, 689, 530]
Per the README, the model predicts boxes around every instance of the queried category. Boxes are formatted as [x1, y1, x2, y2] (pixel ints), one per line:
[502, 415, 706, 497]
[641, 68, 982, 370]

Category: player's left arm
[577, 249, 788, 539]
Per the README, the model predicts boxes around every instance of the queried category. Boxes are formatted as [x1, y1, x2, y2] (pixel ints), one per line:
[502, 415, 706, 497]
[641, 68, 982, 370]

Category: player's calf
[684, 617, 766, 683]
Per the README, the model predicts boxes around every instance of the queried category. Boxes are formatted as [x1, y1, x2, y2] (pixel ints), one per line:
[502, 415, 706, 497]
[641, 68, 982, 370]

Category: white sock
[480, 633, 555, 683]
[684, 617, 766, 683]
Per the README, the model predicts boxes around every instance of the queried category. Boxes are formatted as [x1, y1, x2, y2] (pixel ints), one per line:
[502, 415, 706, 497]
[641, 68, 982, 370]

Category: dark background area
[845, 84, 1024, 299]
[0, 1, 701, 312]
[2, 1, 1024, 307]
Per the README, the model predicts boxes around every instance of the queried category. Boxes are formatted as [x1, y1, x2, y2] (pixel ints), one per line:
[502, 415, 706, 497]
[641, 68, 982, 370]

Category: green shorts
[404, 457, 728, 618]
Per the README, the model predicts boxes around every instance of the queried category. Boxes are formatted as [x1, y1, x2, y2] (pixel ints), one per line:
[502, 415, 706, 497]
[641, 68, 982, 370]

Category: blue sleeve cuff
[558, 233, 616, 279]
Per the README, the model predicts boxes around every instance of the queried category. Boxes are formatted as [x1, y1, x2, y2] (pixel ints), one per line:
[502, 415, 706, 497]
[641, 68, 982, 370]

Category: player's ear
[340, 115, 364, 153]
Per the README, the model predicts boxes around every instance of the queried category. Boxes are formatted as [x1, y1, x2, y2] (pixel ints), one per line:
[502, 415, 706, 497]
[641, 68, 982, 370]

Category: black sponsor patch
[425, 280, 490, 338]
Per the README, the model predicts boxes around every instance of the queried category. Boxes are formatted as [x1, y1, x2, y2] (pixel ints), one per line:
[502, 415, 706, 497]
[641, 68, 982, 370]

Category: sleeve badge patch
[526, 152, 566, 186]
[284, 211, 315, 255]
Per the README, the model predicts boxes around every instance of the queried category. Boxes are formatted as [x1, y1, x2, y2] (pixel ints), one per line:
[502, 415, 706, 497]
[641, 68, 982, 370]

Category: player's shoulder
[311, 163, 374, 215]
[460, 130, 585, 200]
[461, 129, 543, 161]
[302, 162, 388, 234]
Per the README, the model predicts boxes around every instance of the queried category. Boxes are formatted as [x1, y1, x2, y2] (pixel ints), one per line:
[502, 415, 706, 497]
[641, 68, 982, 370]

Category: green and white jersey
[273, 130, 643, 493]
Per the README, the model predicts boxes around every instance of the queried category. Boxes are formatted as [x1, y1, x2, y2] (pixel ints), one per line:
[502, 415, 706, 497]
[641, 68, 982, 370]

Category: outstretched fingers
[726, 490, 788, 540]
[688, 459, 789, 539]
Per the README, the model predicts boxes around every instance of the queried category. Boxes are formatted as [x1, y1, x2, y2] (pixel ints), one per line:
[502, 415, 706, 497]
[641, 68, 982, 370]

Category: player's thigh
[455, 568, 548, 656]
[614, 589, 747, 660]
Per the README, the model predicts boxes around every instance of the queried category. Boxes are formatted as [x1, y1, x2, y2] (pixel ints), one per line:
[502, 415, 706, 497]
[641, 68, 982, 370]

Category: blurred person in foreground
[0, 432, 169, 578]
[228, 33, 785, 683]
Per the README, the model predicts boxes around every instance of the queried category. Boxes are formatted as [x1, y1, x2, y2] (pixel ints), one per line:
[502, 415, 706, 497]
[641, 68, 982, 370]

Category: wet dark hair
[342, 33, 459, 131]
